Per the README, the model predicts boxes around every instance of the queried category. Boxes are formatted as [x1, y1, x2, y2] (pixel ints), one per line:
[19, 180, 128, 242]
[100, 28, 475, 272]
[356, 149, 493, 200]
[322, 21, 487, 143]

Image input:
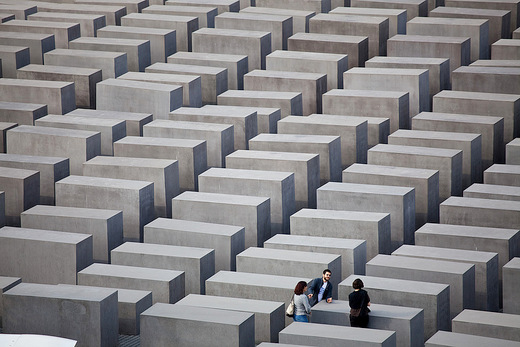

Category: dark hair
[294, 281, 307, 295]
[352, 278, 364, 290]
[323, 269, 332, 275]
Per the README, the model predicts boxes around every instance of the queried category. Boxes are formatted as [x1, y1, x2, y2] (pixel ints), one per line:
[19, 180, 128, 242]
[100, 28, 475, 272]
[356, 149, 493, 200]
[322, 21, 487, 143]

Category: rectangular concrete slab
[27, 11, 106, 38]
[425, 331, 520, 347]
[0, 19, 80, 49]
[217, 89, 303, 117]
[452, 309, 520, 342]
[0, 31, 54, 65]
[0, 101, 47, 126]
[351, 0, 427, 19]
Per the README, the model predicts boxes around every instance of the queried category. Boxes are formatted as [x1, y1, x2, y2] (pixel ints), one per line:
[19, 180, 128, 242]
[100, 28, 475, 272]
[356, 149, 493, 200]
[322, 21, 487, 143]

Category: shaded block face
[0, 167, 39, 226]
[0, 276, 21, 328]
[140, 303, 255, 347]
[55, 175, 155, 242]
[2, 283, 119, 347]
[339, 275, 451, 340]
[21, 205, 124, 264]
[144, 218, 245, 272]
[0, 227, 93, 285]
[503, 257, 520, 314]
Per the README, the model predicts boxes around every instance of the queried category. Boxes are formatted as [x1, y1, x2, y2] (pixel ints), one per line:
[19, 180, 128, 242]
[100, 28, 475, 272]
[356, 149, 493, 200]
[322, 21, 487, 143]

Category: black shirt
[349, 289, 370, 310]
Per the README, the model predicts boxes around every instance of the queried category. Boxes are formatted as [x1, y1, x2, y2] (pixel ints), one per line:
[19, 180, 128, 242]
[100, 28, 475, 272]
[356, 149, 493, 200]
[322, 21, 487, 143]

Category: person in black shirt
[348, 278, 371, 328]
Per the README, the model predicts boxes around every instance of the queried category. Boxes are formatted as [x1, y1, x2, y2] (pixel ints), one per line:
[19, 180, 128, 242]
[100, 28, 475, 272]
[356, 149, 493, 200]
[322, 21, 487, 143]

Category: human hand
[326, 298, 332, 303]
[308, 294, 313, 298]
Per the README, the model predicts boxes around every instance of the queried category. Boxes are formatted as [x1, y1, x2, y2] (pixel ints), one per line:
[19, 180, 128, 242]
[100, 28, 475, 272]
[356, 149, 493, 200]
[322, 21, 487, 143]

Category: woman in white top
[293, 280, 312, 322]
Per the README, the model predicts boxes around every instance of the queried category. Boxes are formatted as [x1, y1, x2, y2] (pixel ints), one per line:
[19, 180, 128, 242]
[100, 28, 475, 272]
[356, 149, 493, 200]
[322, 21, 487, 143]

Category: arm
[307, 279, 316, 298]
[325, 282, 333, 303]
[303, 295, 312, 314]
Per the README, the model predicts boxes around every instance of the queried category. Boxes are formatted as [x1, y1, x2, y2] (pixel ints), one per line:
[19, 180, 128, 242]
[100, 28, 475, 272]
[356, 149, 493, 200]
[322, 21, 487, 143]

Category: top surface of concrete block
[320, 181, 414, 196]
[142, 302, 253, 324]
[416, 223, 518, 240]
[200, 167, 292, 182]
[9, 125, 99, 139]
[85, 155, 176, 170]
[22, 205, 121, 220]
[207, 270, 309, 289]
[393, 245, 497, 263]
[238, 246, 339, 264]
[175, 191, 269, 206]
[195, 26, 270, 38]
[246, 68, 326, 80]
[341, 274, 449, 295]
[453, 309, 520, 328]
[114, 241, 213, 259]
[442, 196, 520, 211]
[4, 282, 116, 301]
[80, 263, 184, 281]
[0, 226, 90, 245]
[178, 293, 283, 313]
[251, 133, 339, 144]
[370, 143, 462, 158]
[266, 233, 365, 249]
[57, 175, 152, 191]
[293, 207, 390, 222]
[146, 218, 243, 237]
[116, 135, 205, 149]
[280, 322, 396, 342]
[368, 254, 474, 274]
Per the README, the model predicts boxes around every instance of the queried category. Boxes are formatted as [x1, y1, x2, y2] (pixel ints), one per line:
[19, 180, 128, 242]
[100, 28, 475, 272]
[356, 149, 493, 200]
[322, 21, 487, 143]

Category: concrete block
[290, 208, 391, 260]
[393, 244, 499, 312]
[97, 25, 176, 64]
[6, 125, 99, 175]
[0, 101, 47, 125]
[452, 309, 520, 342]
[140, 303, 255, 347]
[74, 0, 148, 14]
[69, 36, 150, 72]
[237, 247, 341, 298]
[432, 90, 520, 144]
[256, 0, 330, 12]
[452, 66, 520, 95]
[0, 276, 21, 328]
[83, 156, 179, 218]
[249, 133, 341, 184]
[144, 218, 245, 272]
[351, 0, 427, 19]
[464, 183, 520, 201]
[121, 13, 197, 52]
[0, 226, 92, 284]
[367, 254, 475, 319]
[67, 108, 153, 137]
[430, 7, 510, 44]
[35, 114, 124, 156]
[143, 119, 232, 168]
[368, 143, 463, 202]
[471, 59, 520, 68]
[146, 5, 217, 28]
[172, 191, 270, 247]
[28, 11, 106, 37]
[440, 196, 520, 231]
[55, 175, 154, 242]
[205, 270, 311, 326]
[57, 284, 152, 336]
[21, 205, 123, 264]
[322, 89, 407, 134]
[445, 0, 519, 34]
[279, 322, 396, 346]
[407, 17, 489, 61]
[426, 331, 520, 347]
[165, 0, 240, 14]
[226, 149, 319, 210]
[503, 257, 520, 314]
[177, 294, 284, 344]
[0, 153, 68, 205]
[0, 78, 75, 115]
[169, 106, 256, 150]
[113, 136, 206, 192]
[97, 78, 182, 119]
[387, 35, 470, 75]
[240, 6, 315, 35]
[388, 129, 481, 189]
[310, 13, 388, 58]
[0, 19, 80, 49]
[515, 27, 520, 38]
[278, 114, 367, 168]
[118, 71, 201, 108]
[317, 182, 415, 251]
[265, 234, 366, 278]
[111, 242, 214, 295]
[330, 7, 406, 38]
[365, 57, 450, 102]
[215, 12, 291, 51]
[0, 31, 54, 64]
[146, 62, 226, 105]
[244, 69, 326, 116]
[0, 45, 29, 78]
[78, 263, 185, 304]
[344, 67, 430, 120]
[2, 283, 118, 347]
[29, 2, 126, 26]
[192, 27, 271, 71]
[343, 163, 439, 227]
[412, 111, 504, 169]
[217, 89, 303, 117]
[0, 5, 36, 20]
[339, 274, 450, 339]
[288, 32, 368, 68]
[17, 64, 101, 109]
[168, 51, 247, 90]
[415, 223, 520, 284]
[267, 50, 347, 92]
[311, 300, 423, 347]
[484, 164, 520, 187]
[44, 48, 127, 79]
[199, 168, 294, 236]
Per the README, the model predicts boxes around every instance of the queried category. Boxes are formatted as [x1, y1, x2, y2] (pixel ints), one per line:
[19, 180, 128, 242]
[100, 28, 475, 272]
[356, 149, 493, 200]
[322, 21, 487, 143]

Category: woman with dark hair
[293, 280, 311, 322]
[349, 278, 371, 328]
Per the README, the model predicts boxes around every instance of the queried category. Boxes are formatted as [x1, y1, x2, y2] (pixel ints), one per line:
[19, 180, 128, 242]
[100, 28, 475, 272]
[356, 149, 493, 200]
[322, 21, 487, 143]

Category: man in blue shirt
[307, 269, 333, 306]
